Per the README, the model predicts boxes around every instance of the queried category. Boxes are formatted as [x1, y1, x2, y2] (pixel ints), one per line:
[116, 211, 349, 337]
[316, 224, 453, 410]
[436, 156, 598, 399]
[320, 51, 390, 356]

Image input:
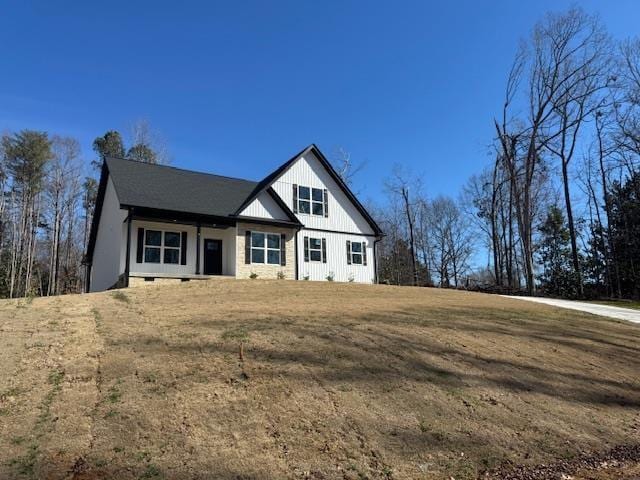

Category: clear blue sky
[1, 1, 638, 205]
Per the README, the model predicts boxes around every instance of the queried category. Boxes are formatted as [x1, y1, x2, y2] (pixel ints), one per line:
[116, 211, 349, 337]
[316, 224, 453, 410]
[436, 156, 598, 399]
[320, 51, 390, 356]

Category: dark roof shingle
[106, 157, 258, 217]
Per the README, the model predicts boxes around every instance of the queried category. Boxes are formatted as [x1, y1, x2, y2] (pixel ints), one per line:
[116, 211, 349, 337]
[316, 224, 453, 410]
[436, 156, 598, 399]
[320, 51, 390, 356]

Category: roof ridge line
[104, 156, 258, 184]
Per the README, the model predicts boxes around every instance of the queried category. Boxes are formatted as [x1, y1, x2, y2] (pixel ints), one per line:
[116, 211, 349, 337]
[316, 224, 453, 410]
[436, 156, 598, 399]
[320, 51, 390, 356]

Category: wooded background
[1, 7, 639, 299]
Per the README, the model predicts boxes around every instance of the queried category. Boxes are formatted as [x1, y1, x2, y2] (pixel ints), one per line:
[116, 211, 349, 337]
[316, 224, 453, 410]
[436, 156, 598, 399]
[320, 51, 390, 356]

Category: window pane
[351, 242, 362, 253]
[310, 250, 322, 262]
[298, 186, 310, 200]
[164, 232, 180, 247]
[312, 202, 324, 215]
[144, 247, 160, 263]
[312, 188, 324, 201]
[299, 200, 310, 214]
[267, 250, 280, 265]
[251, 232, 264, 248]
[267, 234, 280, 249]
[352, 253, 363, 265]
[251, 248, 264, 264]
[145, 230, 161, 246]
[309, 238, 321, 249]
[164, 248, 180, 264]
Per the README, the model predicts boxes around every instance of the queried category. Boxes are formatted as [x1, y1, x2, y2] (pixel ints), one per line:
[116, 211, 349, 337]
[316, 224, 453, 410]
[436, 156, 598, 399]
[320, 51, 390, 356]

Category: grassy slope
[0, 280, 639, 480]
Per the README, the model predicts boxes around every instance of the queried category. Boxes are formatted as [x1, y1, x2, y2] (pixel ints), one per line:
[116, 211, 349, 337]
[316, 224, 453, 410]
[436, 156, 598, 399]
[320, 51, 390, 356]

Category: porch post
[195, 222, 201, 274]
[124, 207, 133, 287]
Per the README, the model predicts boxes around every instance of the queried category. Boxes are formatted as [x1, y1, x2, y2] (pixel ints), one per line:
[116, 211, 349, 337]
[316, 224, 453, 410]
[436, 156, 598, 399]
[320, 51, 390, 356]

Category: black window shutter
[280, 233, 286, 266]
[181, 232, 188, 265]
[362, 242, 367, 266]
[322, 238, 327, 263]
[346, 240, 351, 265]
[304, 236, 309, 262]
[136, 228, 144, 263]
[323, 189, 328, 217]
[292, 184, 298, 213]
[245, 230, 251, 264]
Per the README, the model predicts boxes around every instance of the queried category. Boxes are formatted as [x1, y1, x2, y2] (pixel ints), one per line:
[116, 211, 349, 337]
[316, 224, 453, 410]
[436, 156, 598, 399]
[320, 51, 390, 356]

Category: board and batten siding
[129, 220, 236, 277]
[238, 191, 290, 220]
[297, 230, 376, 283]
[270, 151, 375, 235]
[268, 150, 376, 283]
[90, 177, 128, 292]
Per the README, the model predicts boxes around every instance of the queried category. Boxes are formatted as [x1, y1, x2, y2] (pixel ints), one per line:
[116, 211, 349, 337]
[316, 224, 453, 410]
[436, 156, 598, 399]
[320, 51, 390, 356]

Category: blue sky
[1, 1, 638, 206]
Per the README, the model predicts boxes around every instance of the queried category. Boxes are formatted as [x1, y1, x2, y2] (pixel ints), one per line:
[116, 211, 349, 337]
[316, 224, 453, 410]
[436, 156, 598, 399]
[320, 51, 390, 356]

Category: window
[251, 232, 281, 265]
[309, 237, 323, 262]
[296, 185, 326, 216]
[304, 236, 326, 263]
[143, 229, 181, 264]
[163, 232, 181, 264]
[347, 241, 367, 266]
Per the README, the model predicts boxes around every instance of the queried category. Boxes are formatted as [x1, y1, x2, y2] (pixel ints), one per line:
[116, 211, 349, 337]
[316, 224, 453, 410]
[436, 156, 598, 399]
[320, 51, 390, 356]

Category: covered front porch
[122, 207, 238, 285]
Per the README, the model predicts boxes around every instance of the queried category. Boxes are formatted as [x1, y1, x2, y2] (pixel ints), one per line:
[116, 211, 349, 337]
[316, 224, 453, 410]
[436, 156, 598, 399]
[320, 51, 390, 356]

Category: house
[85, 144, 383, 292]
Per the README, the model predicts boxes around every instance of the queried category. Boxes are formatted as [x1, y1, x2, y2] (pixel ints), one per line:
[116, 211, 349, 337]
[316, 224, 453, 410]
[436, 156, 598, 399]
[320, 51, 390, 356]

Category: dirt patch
[1, 280, 639, 479]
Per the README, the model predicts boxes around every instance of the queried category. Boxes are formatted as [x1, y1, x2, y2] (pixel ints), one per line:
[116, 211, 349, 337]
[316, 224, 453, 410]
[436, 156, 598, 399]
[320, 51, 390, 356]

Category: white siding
[239, 191, 289, 220]
[297, 230, 376, 283]
[129, 220, 236, 276]
[90, 178, 127, 292]
[271, 151, 374, 234]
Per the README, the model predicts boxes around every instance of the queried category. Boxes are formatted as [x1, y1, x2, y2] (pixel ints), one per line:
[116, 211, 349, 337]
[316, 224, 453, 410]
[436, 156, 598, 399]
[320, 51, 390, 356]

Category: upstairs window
[294, 184, 328, 217]
[347, 241, 367, 266]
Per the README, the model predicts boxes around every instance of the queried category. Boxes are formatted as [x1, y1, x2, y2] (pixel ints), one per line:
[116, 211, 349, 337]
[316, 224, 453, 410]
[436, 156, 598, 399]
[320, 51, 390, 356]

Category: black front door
[203, 239, 223, 275]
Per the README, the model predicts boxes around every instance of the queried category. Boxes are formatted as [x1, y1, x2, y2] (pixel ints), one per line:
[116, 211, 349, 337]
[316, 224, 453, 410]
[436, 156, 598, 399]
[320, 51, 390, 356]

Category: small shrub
[303, 274, 310, 281]
[326, 272, 335, 282]
[249, 272, 258, 279]
[111, 291, 130, 303]
[348, 274, 355, 283]
[277, 270, 285, 280]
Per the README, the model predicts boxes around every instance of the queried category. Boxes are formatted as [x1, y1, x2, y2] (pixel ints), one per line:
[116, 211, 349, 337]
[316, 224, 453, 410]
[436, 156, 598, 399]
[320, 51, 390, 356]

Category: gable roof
[234, 144, 383, 236]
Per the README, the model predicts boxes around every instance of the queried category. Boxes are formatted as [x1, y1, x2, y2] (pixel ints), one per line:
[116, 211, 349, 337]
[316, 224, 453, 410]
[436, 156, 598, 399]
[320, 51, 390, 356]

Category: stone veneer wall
[235, 223, 296, 280]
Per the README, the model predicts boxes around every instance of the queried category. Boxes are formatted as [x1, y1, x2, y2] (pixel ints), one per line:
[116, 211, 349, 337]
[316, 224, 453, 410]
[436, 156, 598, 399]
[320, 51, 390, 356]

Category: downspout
[124, 207, 133, 287]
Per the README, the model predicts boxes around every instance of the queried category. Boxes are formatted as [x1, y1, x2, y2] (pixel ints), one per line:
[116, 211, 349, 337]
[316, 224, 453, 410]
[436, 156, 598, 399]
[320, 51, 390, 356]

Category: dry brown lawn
[0, 279, 639, 480]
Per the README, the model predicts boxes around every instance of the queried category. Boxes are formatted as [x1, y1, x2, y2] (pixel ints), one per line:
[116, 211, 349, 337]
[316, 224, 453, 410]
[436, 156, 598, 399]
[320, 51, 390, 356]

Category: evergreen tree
[537, 206, 580, 298]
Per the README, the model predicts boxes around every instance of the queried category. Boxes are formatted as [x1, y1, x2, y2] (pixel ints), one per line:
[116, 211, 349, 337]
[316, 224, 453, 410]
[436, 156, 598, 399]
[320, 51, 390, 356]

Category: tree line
[375, 7, 640, 300]
[0, 123, 165, 298]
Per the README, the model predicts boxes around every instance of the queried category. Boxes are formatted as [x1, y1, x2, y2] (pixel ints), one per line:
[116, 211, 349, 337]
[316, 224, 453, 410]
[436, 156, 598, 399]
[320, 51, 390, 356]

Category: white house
[85, 144, 383, 292]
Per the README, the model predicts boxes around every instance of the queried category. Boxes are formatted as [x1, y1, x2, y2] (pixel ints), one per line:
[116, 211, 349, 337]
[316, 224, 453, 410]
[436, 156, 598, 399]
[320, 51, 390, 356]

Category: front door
[203, 239, 223, 275]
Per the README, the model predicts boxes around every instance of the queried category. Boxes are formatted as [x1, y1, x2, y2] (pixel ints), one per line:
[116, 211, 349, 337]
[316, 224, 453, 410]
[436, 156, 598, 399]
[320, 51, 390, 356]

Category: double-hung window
[143, 230, 181, 264]
[308, 237, 323, 261]
[347, 241, 367, 265]
[251, 232, 281, 265]
[303, 236, 326, 263]
[295, 185, 327, 216]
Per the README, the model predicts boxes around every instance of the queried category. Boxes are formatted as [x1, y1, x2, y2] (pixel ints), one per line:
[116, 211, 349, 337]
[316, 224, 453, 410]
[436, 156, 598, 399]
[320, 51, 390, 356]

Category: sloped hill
[0, 280, 639, 479]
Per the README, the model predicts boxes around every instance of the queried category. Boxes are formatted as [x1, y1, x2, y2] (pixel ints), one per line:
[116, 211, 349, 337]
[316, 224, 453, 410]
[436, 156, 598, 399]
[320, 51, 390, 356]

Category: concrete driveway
[504, 296, 640, 324]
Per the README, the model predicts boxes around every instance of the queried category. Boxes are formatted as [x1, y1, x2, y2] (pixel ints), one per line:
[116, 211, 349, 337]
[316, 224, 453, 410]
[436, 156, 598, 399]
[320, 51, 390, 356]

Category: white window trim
[297, 185, 325, 216]
[250, 231, 281, 265]
[308, 237, 323, 262]
[348, 241, 365, 266]
[143, 229, 182, 264]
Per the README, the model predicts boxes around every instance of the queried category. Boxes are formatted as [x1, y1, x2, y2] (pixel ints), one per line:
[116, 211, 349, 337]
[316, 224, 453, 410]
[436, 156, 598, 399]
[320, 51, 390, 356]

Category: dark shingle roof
[106, 157, 259, 217]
